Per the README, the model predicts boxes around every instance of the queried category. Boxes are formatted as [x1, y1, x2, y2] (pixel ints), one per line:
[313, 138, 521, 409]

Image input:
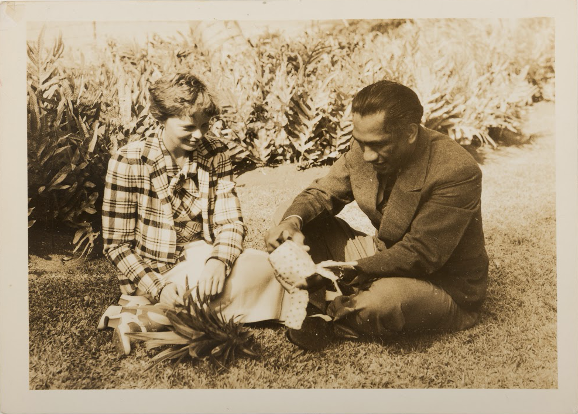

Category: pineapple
[127, 281, 258, 371]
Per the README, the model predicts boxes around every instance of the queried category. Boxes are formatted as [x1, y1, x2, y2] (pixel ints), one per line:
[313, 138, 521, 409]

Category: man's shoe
[286, 315, 335, 351]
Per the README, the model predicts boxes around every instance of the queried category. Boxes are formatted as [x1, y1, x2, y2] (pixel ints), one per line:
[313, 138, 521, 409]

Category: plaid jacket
[102, 135, 246, 301]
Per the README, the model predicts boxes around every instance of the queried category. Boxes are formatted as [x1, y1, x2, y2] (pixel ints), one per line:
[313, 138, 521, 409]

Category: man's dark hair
[149, 72, 220, 123]
[352, 80, 423, 133]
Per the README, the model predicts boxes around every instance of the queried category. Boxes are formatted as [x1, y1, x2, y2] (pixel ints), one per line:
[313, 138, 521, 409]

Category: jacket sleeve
[282, 154, 355, 224]
[207, 151, 246, 275]
[102, 152, 168, 300]
[356, 163, 482, 278]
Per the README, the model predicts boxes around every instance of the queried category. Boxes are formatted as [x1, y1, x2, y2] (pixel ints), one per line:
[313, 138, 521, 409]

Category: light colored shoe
[118, 294, 151, 307]
[97, 305, 123, 330]
[99, 295, 152, 330]
[110, 314, 147, 356]
[112, 323, 132, 356]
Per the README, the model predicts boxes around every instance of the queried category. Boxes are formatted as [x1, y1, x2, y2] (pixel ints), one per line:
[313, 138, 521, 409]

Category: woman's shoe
[118, 294, 151, 307]
[112, 323, 135, 356]
[110, 314, 147, 356]
[98, 295, 154, 330]
[97, 305, 123, 330]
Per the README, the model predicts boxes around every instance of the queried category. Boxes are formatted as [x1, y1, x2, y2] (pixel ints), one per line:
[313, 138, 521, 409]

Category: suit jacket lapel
[378, 127, 431, 243]
[349, 141, 382, 227]
[141, 136, 175, 222]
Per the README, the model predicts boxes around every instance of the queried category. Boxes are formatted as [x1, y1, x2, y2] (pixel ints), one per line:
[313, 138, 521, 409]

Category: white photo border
[1, 1, 576, 413]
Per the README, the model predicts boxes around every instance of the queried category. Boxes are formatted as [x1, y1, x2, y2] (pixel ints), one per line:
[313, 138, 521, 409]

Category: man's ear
[407, 123, 419, 144]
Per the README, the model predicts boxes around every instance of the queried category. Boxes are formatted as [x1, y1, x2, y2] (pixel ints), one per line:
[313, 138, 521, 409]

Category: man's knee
[355, 278, 409, 331]
[330, 277, 464, 335]
[352, 277, 479, 334]
[328, 279, 408, 334]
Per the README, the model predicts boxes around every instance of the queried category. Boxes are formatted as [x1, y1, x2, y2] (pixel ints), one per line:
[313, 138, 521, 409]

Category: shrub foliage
[27, 19, 554, 255]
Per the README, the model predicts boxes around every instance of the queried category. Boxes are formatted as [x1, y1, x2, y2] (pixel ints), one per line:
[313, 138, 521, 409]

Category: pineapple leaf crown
[128, 277, 259, 372]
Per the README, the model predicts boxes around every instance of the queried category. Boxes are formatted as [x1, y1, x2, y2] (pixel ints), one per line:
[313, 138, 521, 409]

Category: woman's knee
[232, 249, 276, 287]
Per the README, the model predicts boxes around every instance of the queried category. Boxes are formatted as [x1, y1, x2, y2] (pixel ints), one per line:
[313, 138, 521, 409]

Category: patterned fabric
[160, 138, 204, 244]
[102, 134, 246, 301]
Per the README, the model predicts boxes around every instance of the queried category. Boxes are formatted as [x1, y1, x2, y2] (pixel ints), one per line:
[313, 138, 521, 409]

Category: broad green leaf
[46, 164, 71, 190]
[72, 228, 85, 244]
[87, 121, 99, 153]
[52, 145, 70, 158]
[72, 234, 89, 253]
[40, 68, 59, 89]
[83, 206, 97, 215]
[50, 184, 71, 191]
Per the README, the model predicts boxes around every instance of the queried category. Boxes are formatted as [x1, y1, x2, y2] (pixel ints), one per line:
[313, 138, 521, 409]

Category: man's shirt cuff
[282, 214, 303, 229]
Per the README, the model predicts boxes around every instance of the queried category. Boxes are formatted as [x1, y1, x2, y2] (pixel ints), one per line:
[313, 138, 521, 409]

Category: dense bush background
[27, 18, 555, 254]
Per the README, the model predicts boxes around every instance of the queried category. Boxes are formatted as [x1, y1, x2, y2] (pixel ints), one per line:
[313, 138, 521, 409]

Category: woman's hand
[264, 216, 308, 253]
[196, 258, 227, 301]
[159, 282, 183, 308]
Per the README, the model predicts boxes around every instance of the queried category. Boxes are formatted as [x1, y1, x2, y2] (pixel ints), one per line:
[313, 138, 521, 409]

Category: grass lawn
[28, 102, 556, 389]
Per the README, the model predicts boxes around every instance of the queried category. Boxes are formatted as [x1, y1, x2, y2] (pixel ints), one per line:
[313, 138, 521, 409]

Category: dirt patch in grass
[28, 102, 557, 389]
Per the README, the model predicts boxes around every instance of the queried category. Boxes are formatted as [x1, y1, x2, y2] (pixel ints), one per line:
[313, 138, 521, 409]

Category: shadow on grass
[29, 223, 105, 263]
[465, 131, 546, 166]
[252, 320, 450, 355]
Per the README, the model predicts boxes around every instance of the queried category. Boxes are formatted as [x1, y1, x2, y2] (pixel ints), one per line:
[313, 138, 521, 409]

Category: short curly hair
[352, 80, 423, 133]
[148, 72, 220, 123]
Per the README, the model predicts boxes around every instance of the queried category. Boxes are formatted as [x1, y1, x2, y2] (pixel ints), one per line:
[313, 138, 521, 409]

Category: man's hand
[159, 282, 183, 308]
[296, 263, 359, 290]
[265, 216, 308, 253]
[295, 274, 326, 290]
[196, 258, 227, 301]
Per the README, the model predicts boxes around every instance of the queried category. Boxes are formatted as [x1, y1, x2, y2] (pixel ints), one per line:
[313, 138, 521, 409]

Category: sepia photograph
[1, 0, 577, 413]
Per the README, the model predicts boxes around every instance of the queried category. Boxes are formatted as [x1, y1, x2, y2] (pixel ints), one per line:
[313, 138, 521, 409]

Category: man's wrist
[281, 215, 303, 230]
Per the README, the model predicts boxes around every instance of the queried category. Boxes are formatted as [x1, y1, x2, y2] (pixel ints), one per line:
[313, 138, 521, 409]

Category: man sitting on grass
[265, 80, 489, 351]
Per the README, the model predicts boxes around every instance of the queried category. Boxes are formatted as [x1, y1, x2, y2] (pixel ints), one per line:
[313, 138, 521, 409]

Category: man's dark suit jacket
[283, 126, 489, 310]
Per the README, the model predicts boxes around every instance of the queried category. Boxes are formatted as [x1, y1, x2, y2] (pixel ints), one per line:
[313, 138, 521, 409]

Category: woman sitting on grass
[99, 72, 286, 355]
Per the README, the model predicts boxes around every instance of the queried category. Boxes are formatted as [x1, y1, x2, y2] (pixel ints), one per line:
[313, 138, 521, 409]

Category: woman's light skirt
[162, 240, 289, 323]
